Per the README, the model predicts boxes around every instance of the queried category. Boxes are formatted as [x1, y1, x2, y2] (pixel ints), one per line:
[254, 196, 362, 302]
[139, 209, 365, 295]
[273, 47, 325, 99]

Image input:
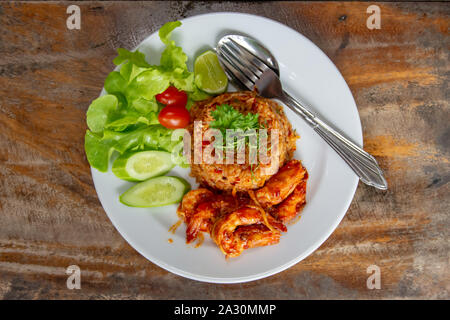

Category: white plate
[91, 13, 362, 283]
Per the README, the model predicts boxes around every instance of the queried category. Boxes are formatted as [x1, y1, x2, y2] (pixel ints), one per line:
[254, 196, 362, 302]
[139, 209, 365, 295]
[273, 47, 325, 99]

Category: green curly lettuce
[85, 20, 210, 172]
[86, 94, 119, 133]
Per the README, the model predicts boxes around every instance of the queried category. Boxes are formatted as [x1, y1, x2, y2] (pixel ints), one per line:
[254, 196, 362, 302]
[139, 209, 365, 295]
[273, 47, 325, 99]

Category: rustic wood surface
[0, 1, 448, 299]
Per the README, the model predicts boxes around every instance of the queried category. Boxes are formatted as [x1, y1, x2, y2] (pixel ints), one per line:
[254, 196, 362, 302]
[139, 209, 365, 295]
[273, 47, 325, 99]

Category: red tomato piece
[155, 86, 188, 108]
[158, 105, 190, 129]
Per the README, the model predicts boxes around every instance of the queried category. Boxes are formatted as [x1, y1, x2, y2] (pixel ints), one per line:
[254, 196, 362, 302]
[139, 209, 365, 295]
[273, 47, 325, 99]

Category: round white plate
[91, 12, 362, 283]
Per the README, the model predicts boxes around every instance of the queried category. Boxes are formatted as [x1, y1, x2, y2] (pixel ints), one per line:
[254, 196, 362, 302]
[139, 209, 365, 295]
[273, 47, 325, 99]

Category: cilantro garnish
[209, 104, 265, 156]
[209, 104, 260, 135]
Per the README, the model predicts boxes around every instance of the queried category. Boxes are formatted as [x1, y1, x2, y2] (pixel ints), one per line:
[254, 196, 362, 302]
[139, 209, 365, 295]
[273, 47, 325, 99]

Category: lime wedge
[194, 50, 228, 94]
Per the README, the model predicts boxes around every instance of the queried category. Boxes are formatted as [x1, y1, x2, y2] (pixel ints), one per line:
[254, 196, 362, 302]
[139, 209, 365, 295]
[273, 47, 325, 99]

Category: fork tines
[217, 37, 271, 91]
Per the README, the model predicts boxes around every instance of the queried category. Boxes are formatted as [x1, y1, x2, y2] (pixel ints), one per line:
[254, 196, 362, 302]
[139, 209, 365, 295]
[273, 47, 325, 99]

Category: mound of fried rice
[187, 91, 298, 192]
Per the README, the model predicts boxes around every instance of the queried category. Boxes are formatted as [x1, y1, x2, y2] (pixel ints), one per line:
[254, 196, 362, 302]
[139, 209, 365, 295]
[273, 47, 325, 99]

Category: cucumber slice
[120, 176, 191, 208]
[112, 151, 175, 181]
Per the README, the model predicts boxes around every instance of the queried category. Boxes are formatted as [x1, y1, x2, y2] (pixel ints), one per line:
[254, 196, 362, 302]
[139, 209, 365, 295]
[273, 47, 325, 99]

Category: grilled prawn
[255, 159, 307, 207]
[178, 189, 215, 243]
[178, 188, 214, 220]
[272, 180, 307, 223]
[234, 224, 281, 250]
[179, 189, 244, 243]
[211, 206, 286, 258]
[178, 156, 308, 257]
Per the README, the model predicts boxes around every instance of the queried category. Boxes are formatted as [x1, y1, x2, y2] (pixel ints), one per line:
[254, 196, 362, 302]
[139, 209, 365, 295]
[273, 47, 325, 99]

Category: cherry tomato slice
[155, 86, 188, 108]
[158, 105, 190, 129]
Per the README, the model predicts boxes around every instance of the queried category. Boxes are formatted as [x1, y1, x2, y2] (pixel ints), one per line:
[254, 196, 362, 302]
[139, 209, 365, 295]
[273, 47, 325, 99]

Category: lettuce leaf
[85, 20, 208, 172]
[84, 130, 116, 172]
[159, 21, 188, 72]
[104, 71, 127, 94]
[86, 94, 118, 133]
[85, 123, 181, 172]
[103, 125, 181, 154]
[190, 86, 212, 101]
[106, 111, 158, 131]
[126, 69, 170, 102]
[130, 97, 159, 114]
[119, 61, 147, 84]
[113, 48, 151, 68]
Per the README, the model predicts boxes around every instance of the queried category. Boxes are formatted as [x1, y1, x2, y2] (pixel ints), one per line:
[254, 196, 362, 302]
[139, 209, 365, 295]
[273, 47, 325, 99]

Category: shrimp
[185, 200, 216, 243]
[272, 180, 307, 223]
[180, 189, 243, 243]
[186, 192, 251, 243]
[211, 206, 285, 258]
[177, 188, 213, 222]
[178, 189, 215, 243]
[235, 224, 281, 249]
[255, 159, 307, 207]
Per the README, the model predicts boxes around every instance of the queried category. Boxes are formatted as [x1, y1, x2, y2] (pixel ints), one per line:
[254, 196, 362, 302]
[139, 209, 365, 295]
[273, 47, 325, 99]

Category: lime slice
[194, 50, 228, 94]
[119, 176, 191, 207]
[112, 151, 175, 181]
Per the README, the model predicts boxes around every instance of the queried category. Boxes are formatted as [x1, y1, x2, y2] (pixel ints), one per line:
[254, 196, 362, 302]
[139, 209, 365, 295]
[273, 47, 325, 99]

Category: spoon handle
[281, 92, 388, 190]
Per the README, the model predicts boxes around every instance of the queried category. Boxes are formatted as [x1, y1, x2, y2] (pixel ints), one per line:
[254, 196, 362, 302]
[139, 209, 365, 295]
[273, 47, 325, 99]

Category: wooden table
[0, 1, 448, 299]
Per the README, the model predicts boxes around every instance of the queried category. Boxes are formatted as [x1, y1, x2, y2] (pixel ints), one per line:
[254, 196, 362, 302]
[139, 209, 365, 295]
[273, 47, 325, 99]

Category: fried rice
[187, 91, 298, 192]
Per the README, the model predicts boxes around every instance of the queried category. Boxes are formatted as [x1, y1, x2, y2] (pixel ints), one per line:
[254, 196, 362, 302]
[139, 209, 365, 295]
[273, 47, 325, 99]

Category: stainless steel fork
[216, 36, 388, 190]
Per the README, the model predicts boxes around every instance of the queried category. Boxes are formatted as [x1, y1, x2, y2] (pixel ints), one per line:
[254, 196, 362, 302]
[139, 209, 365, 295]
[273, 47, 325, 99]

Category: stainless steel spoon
[216, 34, 388, 190]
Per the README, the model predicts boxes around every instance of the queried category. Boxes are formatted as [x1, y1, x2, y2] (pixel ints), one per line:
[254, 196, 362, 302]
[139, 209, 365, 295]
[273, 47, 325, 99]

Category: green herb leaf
[210, 104, 260, 133]
[209, 104, 262, 155]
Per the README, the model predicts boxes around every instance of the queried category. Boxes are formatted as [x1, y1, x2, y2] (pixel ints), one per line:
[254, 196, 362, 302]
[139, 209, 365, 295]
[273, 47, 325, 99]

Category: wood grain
[0, 1, 448, 299]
